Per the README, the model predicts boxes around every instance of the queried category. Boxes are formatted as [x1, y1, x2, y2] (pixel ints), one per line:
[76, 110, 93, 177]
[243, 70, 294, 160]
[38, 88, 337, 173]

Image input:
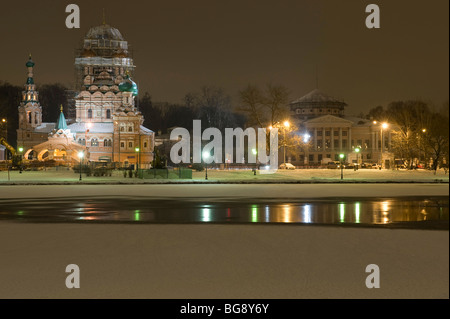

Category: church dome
[85, 24, 124, 41]
[119, 74, 138, 96]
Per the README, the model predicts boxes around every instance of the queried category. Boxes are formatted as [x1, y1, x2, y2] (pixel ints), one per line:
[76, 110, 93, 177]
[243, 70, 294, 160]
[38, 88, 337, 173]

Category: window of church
[128, 141, 133, 148]
[120, 142, 125, 148]
[106, 109, 111, 119]
[334, 130, 339, 136]
[128, 126, 133, 132]
[144, 142, 148, 148]
[120, 126, 125, 132]
[27, 112, 32, 124]
[342, 131, 348, 136]
[91, 138, 98, 147]
[88, 109, 93, 119]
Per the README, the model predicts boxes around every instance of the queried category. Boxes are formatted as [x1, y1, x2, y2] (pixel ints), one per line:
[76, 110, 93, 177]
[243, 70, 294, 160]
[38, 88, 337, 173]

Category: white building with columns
[289, 89, 394, 168]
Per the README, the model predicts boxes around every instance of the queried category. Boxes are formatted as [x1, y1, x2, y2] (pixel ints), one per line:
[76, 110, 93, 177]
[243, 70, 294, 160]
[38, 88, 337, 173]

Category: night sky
[0, 0, 448, 115]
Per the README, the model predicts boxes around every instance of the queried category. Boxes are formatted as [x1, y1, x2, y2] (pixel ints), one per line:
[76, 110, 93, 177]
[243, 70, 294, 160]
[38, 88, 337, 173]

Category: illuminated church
[17, 22, 154, 167]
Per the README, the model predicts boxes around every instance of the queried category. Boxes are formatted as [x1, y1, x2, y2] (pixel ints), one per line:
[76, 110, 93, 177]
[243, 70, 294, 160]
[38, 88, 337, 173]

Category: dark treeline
[363, 100, 449, 172]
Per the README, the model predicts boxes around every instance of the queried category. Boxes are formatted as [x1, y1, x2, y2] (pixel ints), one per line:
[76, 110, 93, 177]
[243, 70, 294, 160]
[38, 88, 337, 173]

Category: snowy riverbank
[0, 223, 447, 299]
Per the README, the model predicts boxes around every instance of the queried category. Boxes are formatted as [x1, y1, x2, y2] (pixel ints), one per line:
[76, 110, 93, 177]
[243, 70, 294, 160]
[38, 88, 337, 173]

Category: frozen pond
[0, 196, 448, 229]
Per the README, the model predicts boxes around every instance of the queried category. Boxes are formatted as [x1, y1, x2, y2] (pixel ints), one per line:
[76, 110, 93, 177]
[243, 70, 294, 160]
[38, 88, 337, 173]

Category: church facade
[17, 22, 154, 168]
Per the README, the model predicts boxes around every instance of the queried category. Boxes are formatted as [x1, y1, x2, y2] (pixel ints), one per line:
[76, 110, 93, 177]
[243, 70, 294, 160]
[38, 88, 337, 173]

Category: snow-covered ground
[0, 171, 447, 299]
[0, 167, 448, 184]
[0, 223, 447, 299]
[0, 184, 448, 200]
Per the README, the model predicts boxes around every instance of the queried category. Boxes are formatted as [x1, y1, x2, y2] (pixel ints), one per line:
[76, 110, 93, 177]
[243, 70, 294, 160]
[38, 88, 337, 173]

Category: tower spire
[102, 8, 106, 25]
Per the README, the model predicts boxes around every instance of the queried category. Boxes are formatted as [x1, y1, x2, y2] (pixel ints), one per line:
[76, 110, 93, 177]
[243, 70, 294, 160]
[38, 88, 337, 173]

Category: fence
[138, 167, 192, 179]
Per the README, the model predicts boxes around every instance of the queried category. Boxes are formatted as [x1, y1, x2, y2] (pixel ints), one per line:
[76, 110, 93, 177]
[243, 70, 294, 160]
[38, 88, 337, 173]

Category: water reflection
[1, 197, 448, 227]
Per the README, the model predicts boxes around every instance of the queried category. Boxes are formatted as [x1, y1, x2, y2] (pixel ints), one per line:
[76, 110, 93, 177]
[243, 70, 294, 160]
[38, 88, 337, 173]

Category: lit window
[91, 138, 98, 147]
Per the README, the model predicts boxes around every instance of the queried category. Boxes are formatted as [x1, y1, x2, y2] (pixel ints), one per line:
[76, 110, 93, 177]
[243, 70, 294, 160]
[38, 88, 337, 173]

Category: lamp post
[203, 151, 210, 180]
[135, 147, 140, 171]
[283, 121, 290, 166]
[252, 148, 257, 175]
[18, 147, 24, 173]
[354, 147, 360, 171]
[77, 151, 84, 181]
[1, 118, 6, 140]
[339, 153, 345, 180]
[380, 122, 388, 169]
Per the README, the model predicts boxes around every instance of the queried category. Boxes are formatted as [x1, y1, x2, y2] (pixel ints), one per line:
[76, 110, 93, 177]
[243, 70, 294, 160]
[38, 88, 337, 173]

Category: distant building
[17, 21, 155, 167]
[288, 89, 394, 168]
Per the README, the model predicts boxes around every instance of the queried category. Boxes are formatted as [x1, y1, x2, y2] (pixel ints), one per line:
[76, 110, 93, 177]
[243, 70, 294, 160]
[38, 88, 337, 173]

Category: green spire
[56, 106, 68, 130]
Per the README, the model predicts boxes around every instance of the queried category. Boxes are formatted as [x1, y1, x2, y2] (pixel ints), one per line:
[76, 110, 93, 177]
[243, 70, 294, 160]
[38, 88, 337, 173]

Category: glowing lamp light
[202, 151, 210, 160]
[283, 121, 290, 128]
[18, 147, 24, 153]
[77, 151, 84, 159]
[382, 122, 388, 129]
[1, 118, 5, 123]
[303, 133, 311, 143]
[339, 153, 345, 159]
[252, 149, 257, 155]
[135, 147, 140, 152]
[355, 148, 360, 153]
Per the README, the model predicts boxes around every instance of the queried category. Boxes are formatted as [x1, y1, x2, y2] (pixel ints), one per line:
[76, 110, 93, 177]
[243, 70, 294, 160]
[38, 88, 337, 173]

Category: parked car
[327, 161, 341, 169]
[279, 163, 296, 170]
[345, 163, 355, 169]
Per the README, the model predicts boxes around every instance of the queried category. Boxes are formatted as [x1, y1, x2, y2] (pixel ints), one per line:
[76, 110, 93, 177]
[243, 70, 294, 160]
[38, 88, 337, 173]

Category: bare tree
[423, 112, 449, 174]
[238, 83, 290, 128]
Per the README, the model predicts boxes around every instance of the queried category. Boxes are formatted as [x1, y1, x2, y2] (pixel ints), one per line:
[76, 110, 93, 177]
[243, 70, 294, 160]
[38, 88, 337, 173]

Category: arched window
[106, 109, 111, 119]
[104, 139, 112, 147]
[91, 138, 98, 147]
[128, 126, 133, 132]
[88, 109, 93, 119]
[144, 142, 148, 148]
[78, 138, 86, 145]
[27, 112, 32, 123]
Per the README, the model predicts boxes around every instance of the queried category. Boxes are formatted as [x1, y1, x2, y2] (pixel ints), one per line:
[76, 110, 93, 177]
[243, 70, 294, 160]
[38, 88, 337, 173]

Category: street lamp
[1, 118, 6, 140]
[135, 147, 140, 171]
[354, 147, 360, 171]
[380, 122, 388, 169]
[18, 147, 24, 173]
[77, 151, 84, 181]
[252, 148, 257, 175]
[202, 151, 210, 180]
[283, 121, 290, 166]
[339, 153, 345, 180]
